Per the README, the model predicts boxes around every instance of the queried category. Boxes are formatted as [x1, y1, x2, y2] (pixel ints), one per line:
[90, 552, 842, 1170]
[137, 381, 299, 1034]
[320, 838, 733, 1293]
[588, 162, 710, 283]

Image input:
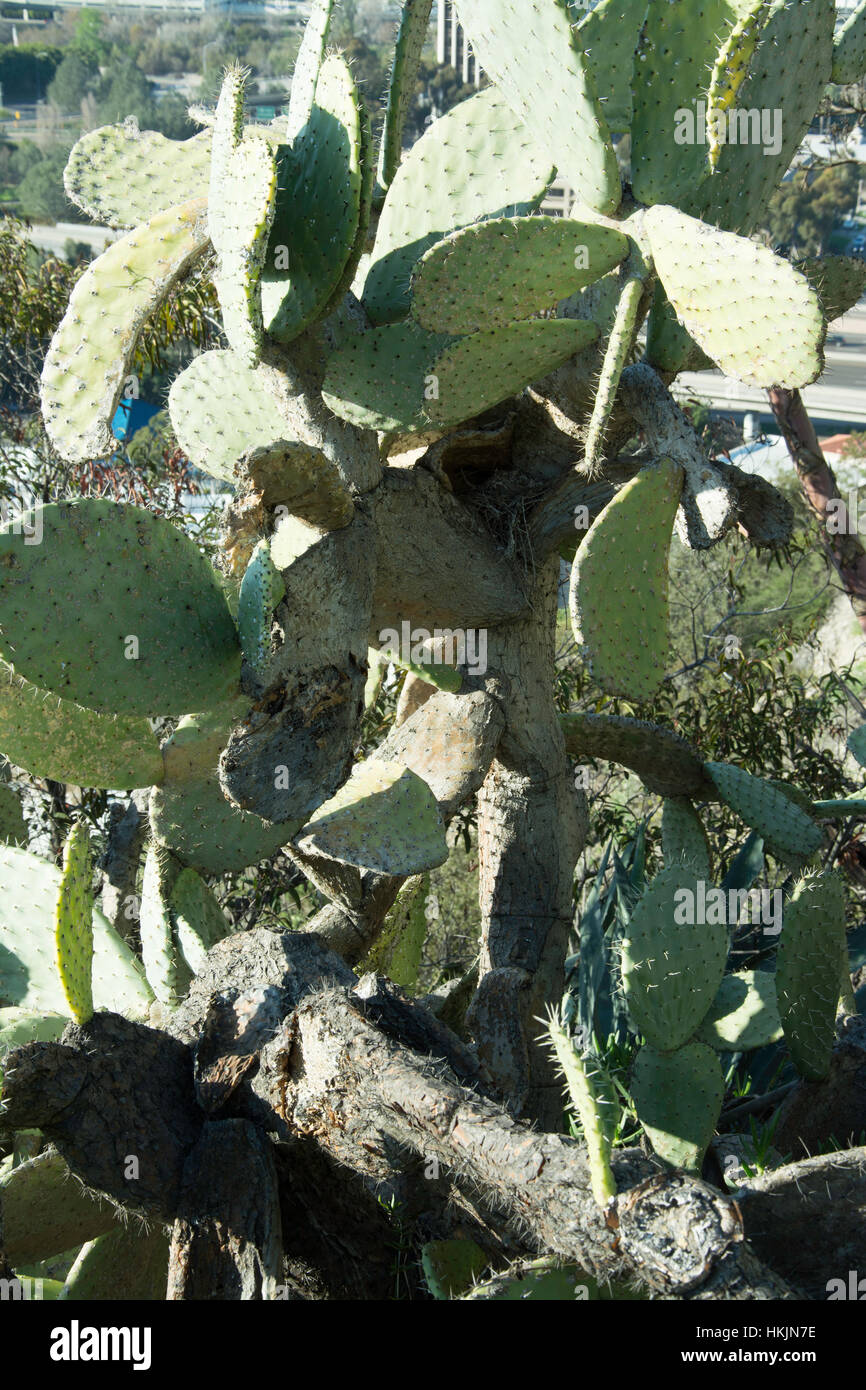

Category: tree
[46, 52, 93, 114]
[95, 56, 156, 128]
[2, 0, 866, 1309]
[15, 147, 75, 222]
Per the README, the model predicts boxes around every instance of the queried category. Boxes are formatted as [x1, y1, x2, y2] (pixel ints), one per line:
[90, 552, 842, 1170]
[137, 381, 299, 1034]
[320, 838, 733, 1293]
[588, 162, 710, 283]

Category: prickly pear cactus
[55, 823, 95, 1026]
[775, 870, 848, 1081]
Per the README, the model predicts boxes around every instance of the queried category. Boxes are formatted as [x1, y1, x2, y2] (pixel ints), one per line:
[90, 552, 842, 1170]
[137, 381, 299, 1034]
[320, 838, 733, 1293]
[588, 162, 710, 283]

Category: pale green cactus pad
[421, 1239, 488, 1300]
[631, 1042, 724, 1171]
[409, 216, 630, 334]
[64, 121, 212, 229]
[0, 499, 240, 717]
[209, 124, 278, 365]
[237, 540, 286, 683]
[377, 0, 434, 190]
[776, 870, 848, 1081]
[0, 663, 164, 789]
[323, 318, 597, 432]
[286, 0, 336, 140]
[360, 874, 429, 993]
[168, 348, 292, 483]
[55, 822, 95, 1026]
[59, 1224, 170, 1301]
[0, 1150, 118, 1267]
[848, 723, 866, 766]
[569, 459, 683, 702]
[644, 207, 825, 389]
[661, 798, 712, 881]
[575, 0, 647, 134]
[139, 843, 187, 1007]
[294, 759, 448, 876]
[833, 0, 866, 82]
[262, 55, 366, 344]
[454, 0, 620, 214]
[41, 197, 209, 463]
[705, 762, 822, 865]
[697, 970, 782, 1051]
[582, 276, 644, 473]
[0, 1006, 68, 1052]
[169, 867, 232, 976]
[544, 1011, 617, 1207]
[0, 845, 152, 1017]
[362, 86, 553, 324]
[150, 702, 301, 874]
[620, 866, 728, 1052]
[0, 782, 26, 845]
[798, 256, 866, 325]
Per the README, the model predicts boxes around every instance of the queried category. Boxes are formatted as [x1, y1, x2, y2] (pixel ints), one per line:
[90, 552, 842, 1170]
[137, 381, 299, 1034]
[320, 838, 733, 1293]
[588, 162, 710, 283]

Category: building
[435, 0, 479, 86]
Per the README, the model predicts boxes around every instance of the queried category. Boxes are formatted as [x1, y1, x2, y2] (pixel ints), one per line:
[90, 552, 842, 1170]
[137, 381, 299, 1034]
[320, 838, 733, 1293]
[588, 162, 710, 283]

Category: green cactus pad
[776, 870, 848, 1081]
[454, 0, 620, 214]
[262, 56, 365, 344]
[575, 0, 648, 134]
[286, 0, 337, 140]
[294, 759, 448, 876]
[0, 499, 240, 717]
[139, 842, 187, 1007]
[631, 1042, 724, 1171]
[798, 256, 866, 324]
[409, 216, 630, 335]
[0, 844, 152, 1017]
[59, 1225, 170, 1301]
[697, 0, 836, 232]
[569, 459, 682, 702]
[0, 1006, 68, 1051]
[41, 198, 209, 463]
[705, 1, 769, 172]
[169, 867, 232, 976]
[582, 276, 644, 474]
[697, 970, 782, 1051]
[661, 798, 712, 881]
[811, 795, 866, 820]
[0, 782, 26, 844]
[848, 724, 866, 766]
[55, 823, 95, 1026]
[644, 207, 824, 389]
[150, 701, 300, 874]
[168, 348, 291, 483]
[631, 0, 755, 207]
[64, 121, 212, 229]
[0, 663, 163, 789]
[323, 318, 597, 432]
[833, 0, 866, 82]
[363, 86, 553, 324]
[421, 1239, 488, 1300]
[237, 539, 286, 683]
[209, 117, 278, 364]
[621, 867, 728, 1052]
[704, 762, 822, 865]
[0, 1151, 118, 1267]
[377, 0, 434, 190]
[360, 874, 428, 992]
[545, 1013, 617, 1206]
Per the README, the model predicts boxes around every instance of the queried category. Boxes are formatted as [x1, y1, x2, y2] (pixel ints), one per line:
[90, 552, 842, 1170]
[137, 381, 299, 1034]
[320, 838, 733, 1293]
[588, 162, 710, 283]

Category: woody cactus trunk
[1, 0, 866, 1301]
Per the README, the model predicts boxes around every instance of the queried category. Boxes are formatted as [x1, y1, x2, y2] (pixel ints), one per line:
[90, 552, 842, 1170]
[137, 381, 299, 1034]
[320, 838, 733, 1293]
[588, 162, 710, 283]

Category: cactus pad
[168, 348, 291, 483]
[454, 0, 620, 214]
[697, 970, 782, 1051]
[706, 1, 769, 171]
[575, 0, 647, 134]
[0, 1151, 118, 1267]
[545, 1012, 617, 1206]
[705, 762, 822, 865]
[362, 86, 553, 324]
[0, 499, 240, 717]
[644, 207, 825, 389]
[360, 874, 429, 992]
[833, 0, 866, 83]
[64, 121, 212, 229]
[798, 256, 866, 325]
[262, 56, 365, 344]
[377, 0, 434, 190]
[209, 108, 278, 364]
[0, 1006, 67, 1051]
[0, 663, 163, 789]
[631, 1042, 724, 1171]
[41, 198, 209, 463]
[776, 870, 847, 1081]
[0, 782, 26, 845]
[237, 539, 286, 683]
[421, 1239, 488, 1300]
[169, 867, 232, 976]
[55, 822, 95, 1026]
[0, 844, 152, 1017]
[409, 216, 630, 335]
[323, 318, 597, 432]
[286, 0, 336, 140]
[620, 866, 728, 1052]
[294, 759, 448, 876]
[59, 1225, 170, 1301]
[139, 843, 187, 1007]
[661, 798, 712, 880]
[569, 459, 683, 702]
